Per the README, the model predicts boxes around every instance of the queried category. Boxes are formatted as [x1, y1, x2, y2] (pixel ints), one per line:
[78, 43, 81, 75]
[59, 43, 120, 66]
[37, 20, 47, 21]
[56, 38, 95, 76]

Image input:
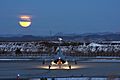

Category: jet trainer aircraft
[50, 45, 69, 69]
[43, 38, 77, 69]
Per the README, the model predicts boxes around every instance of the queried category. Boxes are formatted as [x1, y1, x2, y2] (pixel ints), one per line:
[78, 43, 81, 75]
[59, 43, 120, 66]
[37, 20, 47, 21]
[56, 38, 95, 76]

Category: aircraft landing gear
[49, 65, 51, 69]
[58, 65, 62, 69]
[69, 65, 71, 69]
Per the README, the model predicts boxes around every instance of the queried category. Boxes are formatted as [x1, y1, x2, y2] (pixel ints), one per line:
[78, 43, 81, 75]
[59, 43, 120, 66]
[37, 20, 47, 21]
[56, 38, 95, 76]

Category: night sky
[0, 0, 120, 36]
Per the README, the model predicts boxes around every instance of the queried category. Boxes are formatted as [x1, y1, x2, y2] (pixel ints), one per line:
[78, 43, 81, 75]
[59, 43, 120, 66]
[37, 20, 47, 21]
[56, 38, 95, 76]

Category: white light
[59, 57, 61, 59]
[17, 74, 20, 77]
[58, 38, 62, 41]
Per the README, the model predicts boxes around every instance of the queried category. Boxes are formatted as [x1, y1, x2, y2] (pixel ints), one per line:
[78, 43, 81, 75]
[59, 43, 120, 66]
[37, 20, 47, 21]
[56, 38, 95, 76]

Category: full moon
[19, 15, 32, 28]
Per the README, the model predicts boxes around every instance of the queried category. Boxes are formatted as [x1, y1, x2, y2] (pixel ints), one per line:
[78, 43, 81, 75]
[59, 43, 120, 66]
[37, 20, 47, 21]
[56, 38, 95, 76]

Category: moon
[19, 15, 32, 28]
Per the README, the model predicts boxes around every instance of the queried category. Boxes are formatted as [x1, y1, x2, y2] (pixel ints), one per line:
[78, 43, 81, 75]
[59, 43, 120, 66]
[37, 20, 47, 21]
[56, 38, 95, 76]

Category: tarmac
[0, 60, 120, 79]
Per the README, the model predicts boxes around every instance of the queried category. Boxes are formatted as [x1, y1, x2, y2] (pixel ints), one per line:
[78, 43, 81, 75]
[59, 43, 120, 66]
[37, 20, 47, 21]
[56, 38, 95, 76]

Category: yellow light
[38, 65, 81, 70]
[19, 21, 31, 27]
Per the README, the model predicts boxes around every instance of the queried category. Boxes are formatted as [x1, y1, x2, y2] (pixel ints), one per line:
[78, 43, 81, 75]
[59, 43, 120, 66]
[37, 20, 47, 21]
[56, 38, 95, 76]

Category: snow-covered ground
[1, 41, 120, 53]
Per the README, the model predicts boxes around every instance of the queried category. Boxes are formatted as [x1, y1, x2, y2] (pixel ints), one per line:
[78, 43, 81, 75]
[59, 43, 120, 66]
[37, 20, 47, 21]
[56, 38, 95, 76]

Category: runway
[0, 60, 120, 79]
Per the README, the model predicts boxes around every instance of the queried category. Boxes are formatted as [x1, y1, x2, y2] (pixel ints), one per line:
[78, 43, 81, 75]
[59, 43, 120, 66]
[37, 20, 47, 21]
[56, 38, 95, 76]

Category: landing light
[59, 57, 61, 59]
[39, 65, 80, 69]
